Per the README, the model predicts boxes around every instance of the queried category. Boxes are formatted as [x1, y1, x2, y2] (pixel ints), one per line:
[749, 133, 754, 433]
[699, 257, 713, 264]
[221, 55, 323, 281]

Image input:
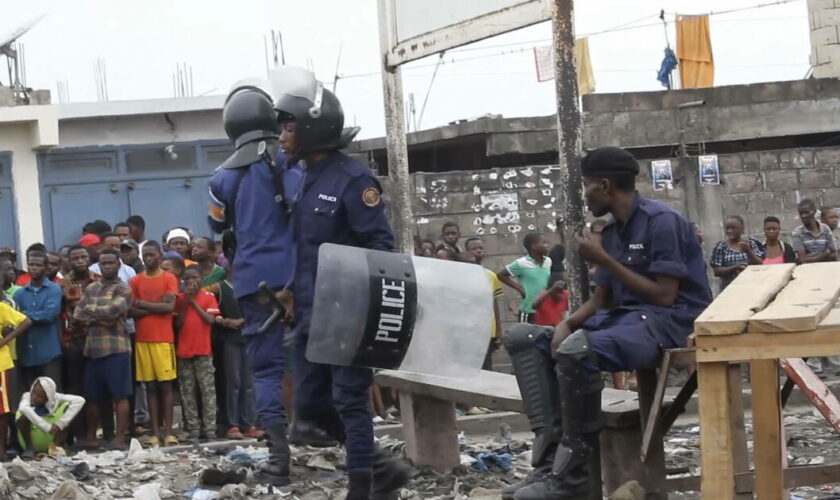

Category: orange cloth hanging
[676, 14, 714, 88]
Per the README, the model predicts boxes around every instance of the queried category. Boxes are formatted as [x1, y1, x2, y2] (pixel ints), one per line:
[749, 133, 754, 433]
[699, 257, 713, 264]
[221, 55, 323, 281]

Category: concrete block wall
[410, 165, 563, 330]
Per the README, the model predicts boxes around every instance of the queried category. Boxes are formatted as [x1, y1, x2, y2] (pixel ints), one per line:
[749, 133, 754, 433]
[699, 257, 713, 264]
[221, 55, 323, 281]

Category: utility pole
[551, 0, 588, 311]
[377, 0, 414, 253]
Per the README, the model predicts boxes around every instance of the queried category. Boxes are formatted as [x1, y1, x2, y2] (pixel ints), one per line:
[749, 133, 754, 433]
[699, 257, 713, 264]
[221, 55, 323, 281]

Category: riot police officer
[272, 67, 409, 500]
[208, 80, 297, 486]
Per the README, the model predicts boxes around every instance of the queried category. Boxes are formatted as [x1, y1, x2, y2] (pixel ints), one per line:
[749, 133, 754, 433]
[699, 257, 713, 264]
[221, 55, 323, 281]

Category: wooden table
[694, 262, 840, 500]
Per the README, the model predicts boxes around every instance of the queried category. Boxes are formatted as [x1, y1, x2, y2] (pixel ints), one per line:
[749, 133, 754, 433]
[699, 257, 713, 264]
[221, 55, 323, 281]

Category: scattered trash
[7, 457, 35, 481]
[471, 452, 512, 472]
[217, 483, 248, 499]
[200, 467, 247, 486]
[185, 488, 218, 500]
[133, 482, 161, 500]
[306, 454, 336, 471]
[49, 481, 92, 500]
[70, 462, 90, 481]
[226, 447, 268, 465]
[808, 455, 826, 465]
[459, 454, 477, 467]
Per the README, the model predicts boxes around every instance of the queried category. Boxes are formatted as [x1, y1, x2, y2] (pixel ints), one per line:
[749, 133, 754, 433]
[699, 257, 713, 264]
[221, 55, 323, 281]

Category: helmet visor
[269, 66, 324, 119]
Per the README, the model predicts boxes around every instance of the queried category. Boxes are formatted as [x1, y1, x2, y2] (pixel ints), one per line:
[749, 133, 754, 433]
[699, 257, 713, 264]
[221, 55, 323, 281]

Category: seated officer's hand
[576, 232, 609, 266]
[275, 288, 294, 325]
[551, 322, 572, 359]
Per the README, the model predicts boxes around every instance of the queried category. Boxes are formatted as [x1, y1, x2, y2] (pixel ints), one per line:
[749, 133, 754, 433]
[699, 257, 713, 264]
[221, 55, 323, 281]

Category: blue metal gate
[40, 142, 231, 249]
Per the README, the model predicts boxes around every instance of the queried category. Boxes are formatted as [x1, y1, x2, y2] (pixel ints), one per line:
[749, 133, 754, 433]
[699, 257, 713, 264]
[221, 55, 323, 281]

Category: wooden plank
[750, 359, 786, 500]
[695, 264, 795, 335]
[660, 371, 697, 433]
[695, 328, 840, 363]
[399, 392, 459, 471]
[749, 262, 840, 333]
[375, 369, 645, 427]
[780, 357, 840, 433]
[637, 369, 666, 497]
[641, 352, 672, 462]
[664, 463, 840, 492]
[819, 298, 840, 328]
[698, 362, 735, 500]
[727, 365, 752, 498]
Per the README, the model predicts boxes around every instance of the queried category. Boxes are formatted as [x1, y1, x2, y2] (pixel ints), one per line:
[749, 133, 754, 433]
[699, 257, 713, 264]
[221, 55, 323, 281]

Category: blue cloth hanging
[657, 47, 678, 89]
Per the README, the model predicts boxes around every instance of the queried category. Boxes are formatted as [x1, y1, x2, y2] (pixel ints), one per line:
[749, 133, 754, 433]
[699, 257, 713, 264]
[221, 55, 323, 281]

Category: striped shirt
[791, 223, 836, 256]
[74, 279, 132, 359]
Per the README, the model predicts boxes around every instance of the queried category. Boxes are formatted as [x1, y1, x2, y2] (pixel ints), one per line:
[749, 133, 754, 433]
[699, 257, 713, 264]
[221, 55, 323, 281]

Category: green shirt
[506, 255, 552, 314]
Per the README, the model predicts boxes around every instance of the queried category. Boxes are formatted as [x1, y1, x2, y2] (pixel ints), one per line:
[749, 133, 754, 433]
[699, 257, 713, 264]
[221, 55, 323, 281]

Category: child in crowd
[434, 246, 455, 261]
[215, 272, 261, 439]
[174, 266, 219, 442]
[17, 377, 84, 458]
[497, 232, 552, 324]
[130, 242, 179, 446]
[0, 299, 32, 460]
[440, 222, 462, 254]
[457, 250, 503, 370]
[531, 273, 570, 327]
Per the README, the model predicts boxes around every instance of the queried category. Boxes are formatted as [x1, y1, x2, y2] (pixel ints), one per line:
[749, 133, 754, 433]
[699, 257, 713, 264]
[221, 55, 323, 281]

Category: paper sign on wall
[699, 155, 720, 185]
[651, 160, 673, 191]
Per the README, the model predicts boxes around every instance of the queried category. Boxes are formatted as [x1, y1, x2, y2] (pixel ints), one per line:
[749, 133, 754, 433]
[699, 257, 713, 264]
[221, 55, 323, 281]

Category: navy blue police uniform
[504, 146, 712, 500]
[289, 150, 394, 473]
[209, 152, 302, 430]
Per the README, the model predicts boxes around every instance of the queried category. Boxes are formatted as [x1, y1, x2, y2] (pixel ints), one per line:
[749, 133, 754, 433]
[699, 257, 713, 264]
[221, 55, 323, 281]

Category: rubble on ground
[0, 410, 838, 499]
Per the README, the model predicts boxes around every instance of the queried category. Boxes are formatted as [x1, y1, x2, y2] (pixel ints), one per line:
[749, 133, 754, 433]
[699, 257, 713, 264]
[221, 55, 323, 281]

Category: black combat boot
[346, 470, 373, 500]
[371, 447, 412, 499]
[260, 422, 291, 486]
[289, 417, 339, 448]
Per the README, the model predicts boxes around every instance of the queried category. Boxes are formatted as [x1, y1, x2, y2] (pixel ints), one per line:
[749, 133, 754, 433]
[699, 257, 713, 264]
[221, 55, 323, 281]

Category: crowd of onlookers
[0, 215, 259, 459]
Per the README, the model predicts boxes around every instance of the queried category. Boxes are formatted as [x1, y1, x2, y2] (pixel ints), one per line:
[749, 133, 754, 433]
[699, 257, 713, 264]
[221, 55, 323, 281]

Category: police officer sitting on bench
[503, 147, 712, 500]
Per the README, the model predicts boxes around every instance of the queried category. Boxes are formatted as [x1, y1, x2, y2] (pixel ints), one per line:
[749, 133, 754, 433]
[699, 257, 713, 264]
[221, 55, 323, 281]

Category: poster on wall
[651, 160, 673, 191]
[699, 155, 720, 185]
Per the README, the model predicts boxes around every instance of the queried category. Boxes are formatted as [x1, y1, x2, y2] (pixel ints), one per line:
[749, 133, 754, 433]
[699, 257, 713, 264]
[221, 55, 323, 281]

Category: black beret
[580, 147, 639, 177]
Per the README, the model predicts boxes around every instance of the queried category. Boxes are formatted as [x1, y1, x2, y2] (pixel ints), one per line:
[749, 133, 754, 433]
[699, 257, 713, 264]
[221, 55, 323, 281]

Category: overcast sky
[1, 0, 811, 139]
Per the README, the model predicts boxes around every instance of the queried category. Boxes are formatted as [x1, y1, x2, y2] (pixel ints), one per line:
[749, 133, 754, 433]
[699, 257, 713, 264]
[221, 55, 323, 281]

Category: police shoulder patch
[362, 187, 381, 207]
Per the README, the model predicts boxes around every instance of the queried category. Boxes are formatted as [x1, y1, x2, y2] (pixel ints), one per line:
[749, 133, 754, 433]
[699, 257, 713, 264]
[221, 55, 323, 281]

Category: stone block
[758, 151, 780, 170]
[823, 187, 840, 206]
[813, 25, 839, 45]
[742, 152, 760, 172]
[815, 147, 840, 169]
[444, 192, 482, 214]
[722, 172, 762, 194]
[763, 170, 798, 191]
[779, 149, 814, 170]
[412, 195, 441, 216]
[747, 192, 784, 214]
[785, 189, 824, 208]
[718, 154, 743, 173]
[723, 194, 748, 216]
[801, 168, 833, 189]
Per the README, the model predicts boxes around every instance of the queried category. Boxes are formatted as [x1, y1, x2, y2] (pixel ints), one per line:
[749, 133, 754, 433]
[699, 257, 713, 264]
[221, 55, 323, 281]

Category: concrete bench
[375, 369, 668, 497]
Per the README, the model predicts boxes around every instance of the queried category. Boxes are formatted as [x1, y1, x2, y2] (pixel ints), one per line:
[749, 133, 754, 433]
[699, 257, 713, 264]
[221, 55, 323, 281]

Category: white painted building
[0, 97, 228, 253]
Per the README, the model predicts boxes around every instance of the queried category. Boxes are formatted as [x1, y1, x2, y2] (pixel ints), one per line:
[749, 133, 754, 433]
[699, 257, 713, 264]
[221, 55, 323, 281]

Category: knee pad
[502, 323, 552, 354]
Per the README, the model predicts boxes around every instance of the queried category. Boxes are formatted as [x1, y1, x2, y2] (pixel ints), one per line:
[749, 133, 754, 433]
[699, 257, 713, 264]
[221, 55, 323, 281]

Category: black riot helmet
[270, 66, 359, 154]
[219, 79, 279, 169]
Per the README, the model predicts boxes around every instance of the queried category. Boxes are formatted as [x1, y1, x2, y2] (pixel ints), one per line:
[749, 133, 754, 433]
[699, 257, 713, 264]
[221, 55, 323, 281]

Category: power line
[338, 0, 805, 81]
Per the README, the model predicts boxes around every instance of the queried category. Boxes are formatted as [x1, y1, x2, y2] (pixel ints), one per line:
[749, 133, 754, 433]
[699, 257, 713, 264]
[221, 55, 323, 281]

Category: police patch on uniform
[362, 187, 381, 207]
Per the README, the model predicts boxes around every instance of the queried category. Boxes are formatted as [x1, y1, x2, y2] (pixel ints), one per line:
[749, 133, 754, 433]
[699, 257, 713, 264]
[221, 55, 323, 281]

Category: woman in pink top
[761, 216, 796, 264]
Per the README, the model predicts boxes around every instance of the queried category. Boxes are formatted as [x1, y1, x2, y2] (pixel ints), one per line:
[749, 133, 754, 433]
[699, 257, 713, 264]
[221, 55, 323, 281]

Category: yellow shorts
[135, 342, 177, 382]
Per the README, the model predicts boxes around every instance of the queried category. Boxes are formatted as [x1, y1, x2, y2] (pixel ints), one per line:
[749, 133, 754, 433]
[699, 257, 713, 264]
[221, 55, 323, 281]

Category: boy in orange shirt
[129, 241, 179, 446]
[174, 266, 220, 442]
[531, 274, 570, 327]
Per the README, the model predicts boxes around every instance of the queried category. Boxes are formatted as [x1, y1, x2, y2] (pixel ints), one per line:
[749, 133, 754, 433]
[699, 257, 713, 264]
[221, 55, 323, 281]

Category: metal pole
[551, 0, 589, 311]
[377, 0, 414, 253]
